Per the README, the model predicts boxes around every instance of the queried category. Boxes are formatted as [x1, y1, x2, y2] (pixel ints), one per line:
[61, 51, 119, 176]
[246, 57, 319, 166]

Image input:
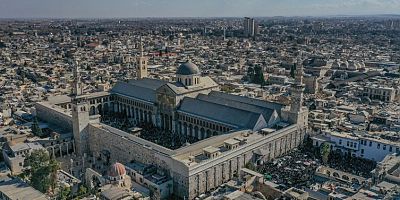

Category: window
[347, 141, 349, 146]
[369, 141, 372, 146]
[339, 140, 342, 145]
[383, 145, 386, 150]
[361, 149, 364, 154]
[389, 146, 393, 152]
[354, 143, 357, 148]
[377, 144, 380, 149]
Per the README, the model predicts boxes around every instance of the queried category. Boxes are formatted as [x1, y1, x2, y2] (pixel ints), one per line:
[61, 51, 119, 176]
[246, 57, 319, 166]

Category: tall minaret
[223, 27, 226, 41]
[136, 37, 148, 79]
[71, 60, 89, 157]
[73, 60, 83, 96]
[290, 57, 305, 114]
[286, 55, 308, 145]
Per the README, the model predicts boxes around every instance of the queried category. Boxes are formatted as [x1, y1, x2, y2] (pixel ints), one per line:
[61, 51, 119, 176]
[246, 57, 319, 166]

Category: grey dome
[177, 62, 200, 75]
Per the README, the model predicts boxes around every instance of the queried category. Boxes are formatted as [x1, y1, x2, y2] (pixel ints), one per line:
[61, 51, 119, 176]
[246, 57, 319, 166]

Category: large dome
[176, 62, 200, 75]
[108, 162, 126, 177]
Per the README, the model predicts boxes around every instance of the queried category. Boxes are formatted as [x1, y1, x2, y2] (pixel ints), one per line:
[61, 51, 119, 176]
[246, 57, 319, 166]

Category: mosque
[35, 43, 308, 199]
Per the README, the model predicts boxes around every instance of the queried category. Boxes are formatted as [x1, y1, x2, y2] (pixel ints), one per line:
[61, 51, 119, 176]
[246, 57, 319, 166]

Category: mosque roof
[208, 91, 284, 112]
[196, 93, 277, 122]
[111, 81, 156, 103]
[178, 97, 266, 130]
[128, 78, 167, 90]
[108, 162, 126, 177]
[176, 62, 200, 75]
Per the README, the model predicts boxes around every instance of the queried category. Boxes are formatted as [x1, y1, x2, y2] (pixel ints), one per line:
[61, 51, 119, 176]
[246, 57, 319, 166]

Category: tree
[31, 117, 44, 137]
[24, 149, 60, 193]
[246, 66, 255, 82]
[290, 64, 296, 78]
[320, 143, 330, 165]
[58, 186, 71, 200]
[252, 65, 266, 85]
[78, 185, 88, 196]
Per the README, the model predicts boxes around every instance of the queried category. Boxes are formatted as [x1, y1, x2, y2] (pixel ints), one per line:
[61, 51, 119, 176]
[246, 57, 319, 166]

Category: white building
[363, 85, 396, 103]
[312, 131, 400, 162]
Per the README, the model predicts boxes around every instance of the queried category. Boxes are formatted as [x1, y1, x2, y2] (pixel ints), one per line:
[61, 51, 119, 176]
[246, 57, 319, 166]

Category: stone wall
[184, 125, 303, 199]
[35, 102, 72, 131]
[88, 124, 174, 169]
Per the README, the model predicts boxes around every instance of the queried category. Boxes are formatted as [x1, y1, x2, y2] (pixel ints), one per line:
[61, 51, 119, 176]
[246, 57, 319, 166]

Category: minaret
[71, 60, 89, 157]
[223, 27, 226, 41]
[136, 37, 148, 79]
[73, 60, 83, 96]
[285, 55, 308, 145]
[177, 35, 181, 47]
[290, 57, 305, 114]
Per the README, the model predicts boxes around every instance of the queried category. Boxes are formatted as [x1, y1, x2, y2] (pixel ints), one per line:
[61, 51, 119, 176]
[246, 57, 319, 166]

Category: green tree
[24, 149, 60, 193]
[78, 185, 88, 196]
[290, 64, 296, 78]
[58, 186, 71, 200]
[31, 117, 44, 137]
[246, 66, 255, 82]
[320, 143, 330, 165]
[252, 65, 266, 85]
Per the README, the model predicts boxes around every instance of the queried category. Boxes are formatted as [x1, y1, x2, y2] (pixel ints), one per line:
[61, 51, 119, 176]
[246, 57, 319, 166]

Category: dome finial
[186, 55, 191, 63]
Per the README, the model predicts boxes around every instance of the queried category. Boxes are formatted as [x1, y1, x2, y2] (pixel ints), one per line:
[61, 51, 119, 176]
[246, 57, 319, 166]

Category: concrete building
[312, 131, 400, 162]
[267, 75, 288, 85]
[243, 17, 256, 38]
[0, 178, 48, 200]
[2, 142, 45, 175]
[125, 162, 172, 199]
[363, 85, 396, 103]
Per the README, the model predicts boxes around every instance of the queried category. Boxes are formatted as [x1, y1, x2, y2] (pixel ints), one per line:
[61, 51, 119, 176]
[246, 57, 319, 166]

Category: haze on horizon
[1, 0, 400, 19]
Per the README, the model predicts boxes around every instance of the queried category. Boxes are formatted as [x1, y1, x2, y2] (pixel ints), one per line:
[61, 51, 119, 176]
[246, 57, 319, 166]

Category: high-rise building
[244, 17, 256, 37]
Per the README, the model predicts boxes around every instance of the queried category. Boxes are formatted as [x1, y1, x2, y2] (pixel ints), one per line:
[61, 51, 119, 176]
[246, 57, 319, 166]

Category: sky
[1, 0, 400, 18]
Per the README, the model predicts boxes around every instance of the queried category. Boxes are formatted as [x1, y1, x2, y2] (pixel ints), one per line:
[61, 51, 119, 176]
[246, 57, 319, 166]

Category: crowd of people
[327, 151, 376, 178]
[255, 139, 377, 191]
[136, 122, 200, 150]
[256, 148, 321, 190]
[100, 112, 200, 150]
[100, 112, 135, 132]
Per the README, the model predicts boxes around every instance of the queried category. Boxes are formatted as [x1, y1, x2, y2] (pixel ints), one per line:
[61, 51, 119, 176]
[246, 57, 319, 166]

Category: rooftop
[0, 178, 48, 200]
